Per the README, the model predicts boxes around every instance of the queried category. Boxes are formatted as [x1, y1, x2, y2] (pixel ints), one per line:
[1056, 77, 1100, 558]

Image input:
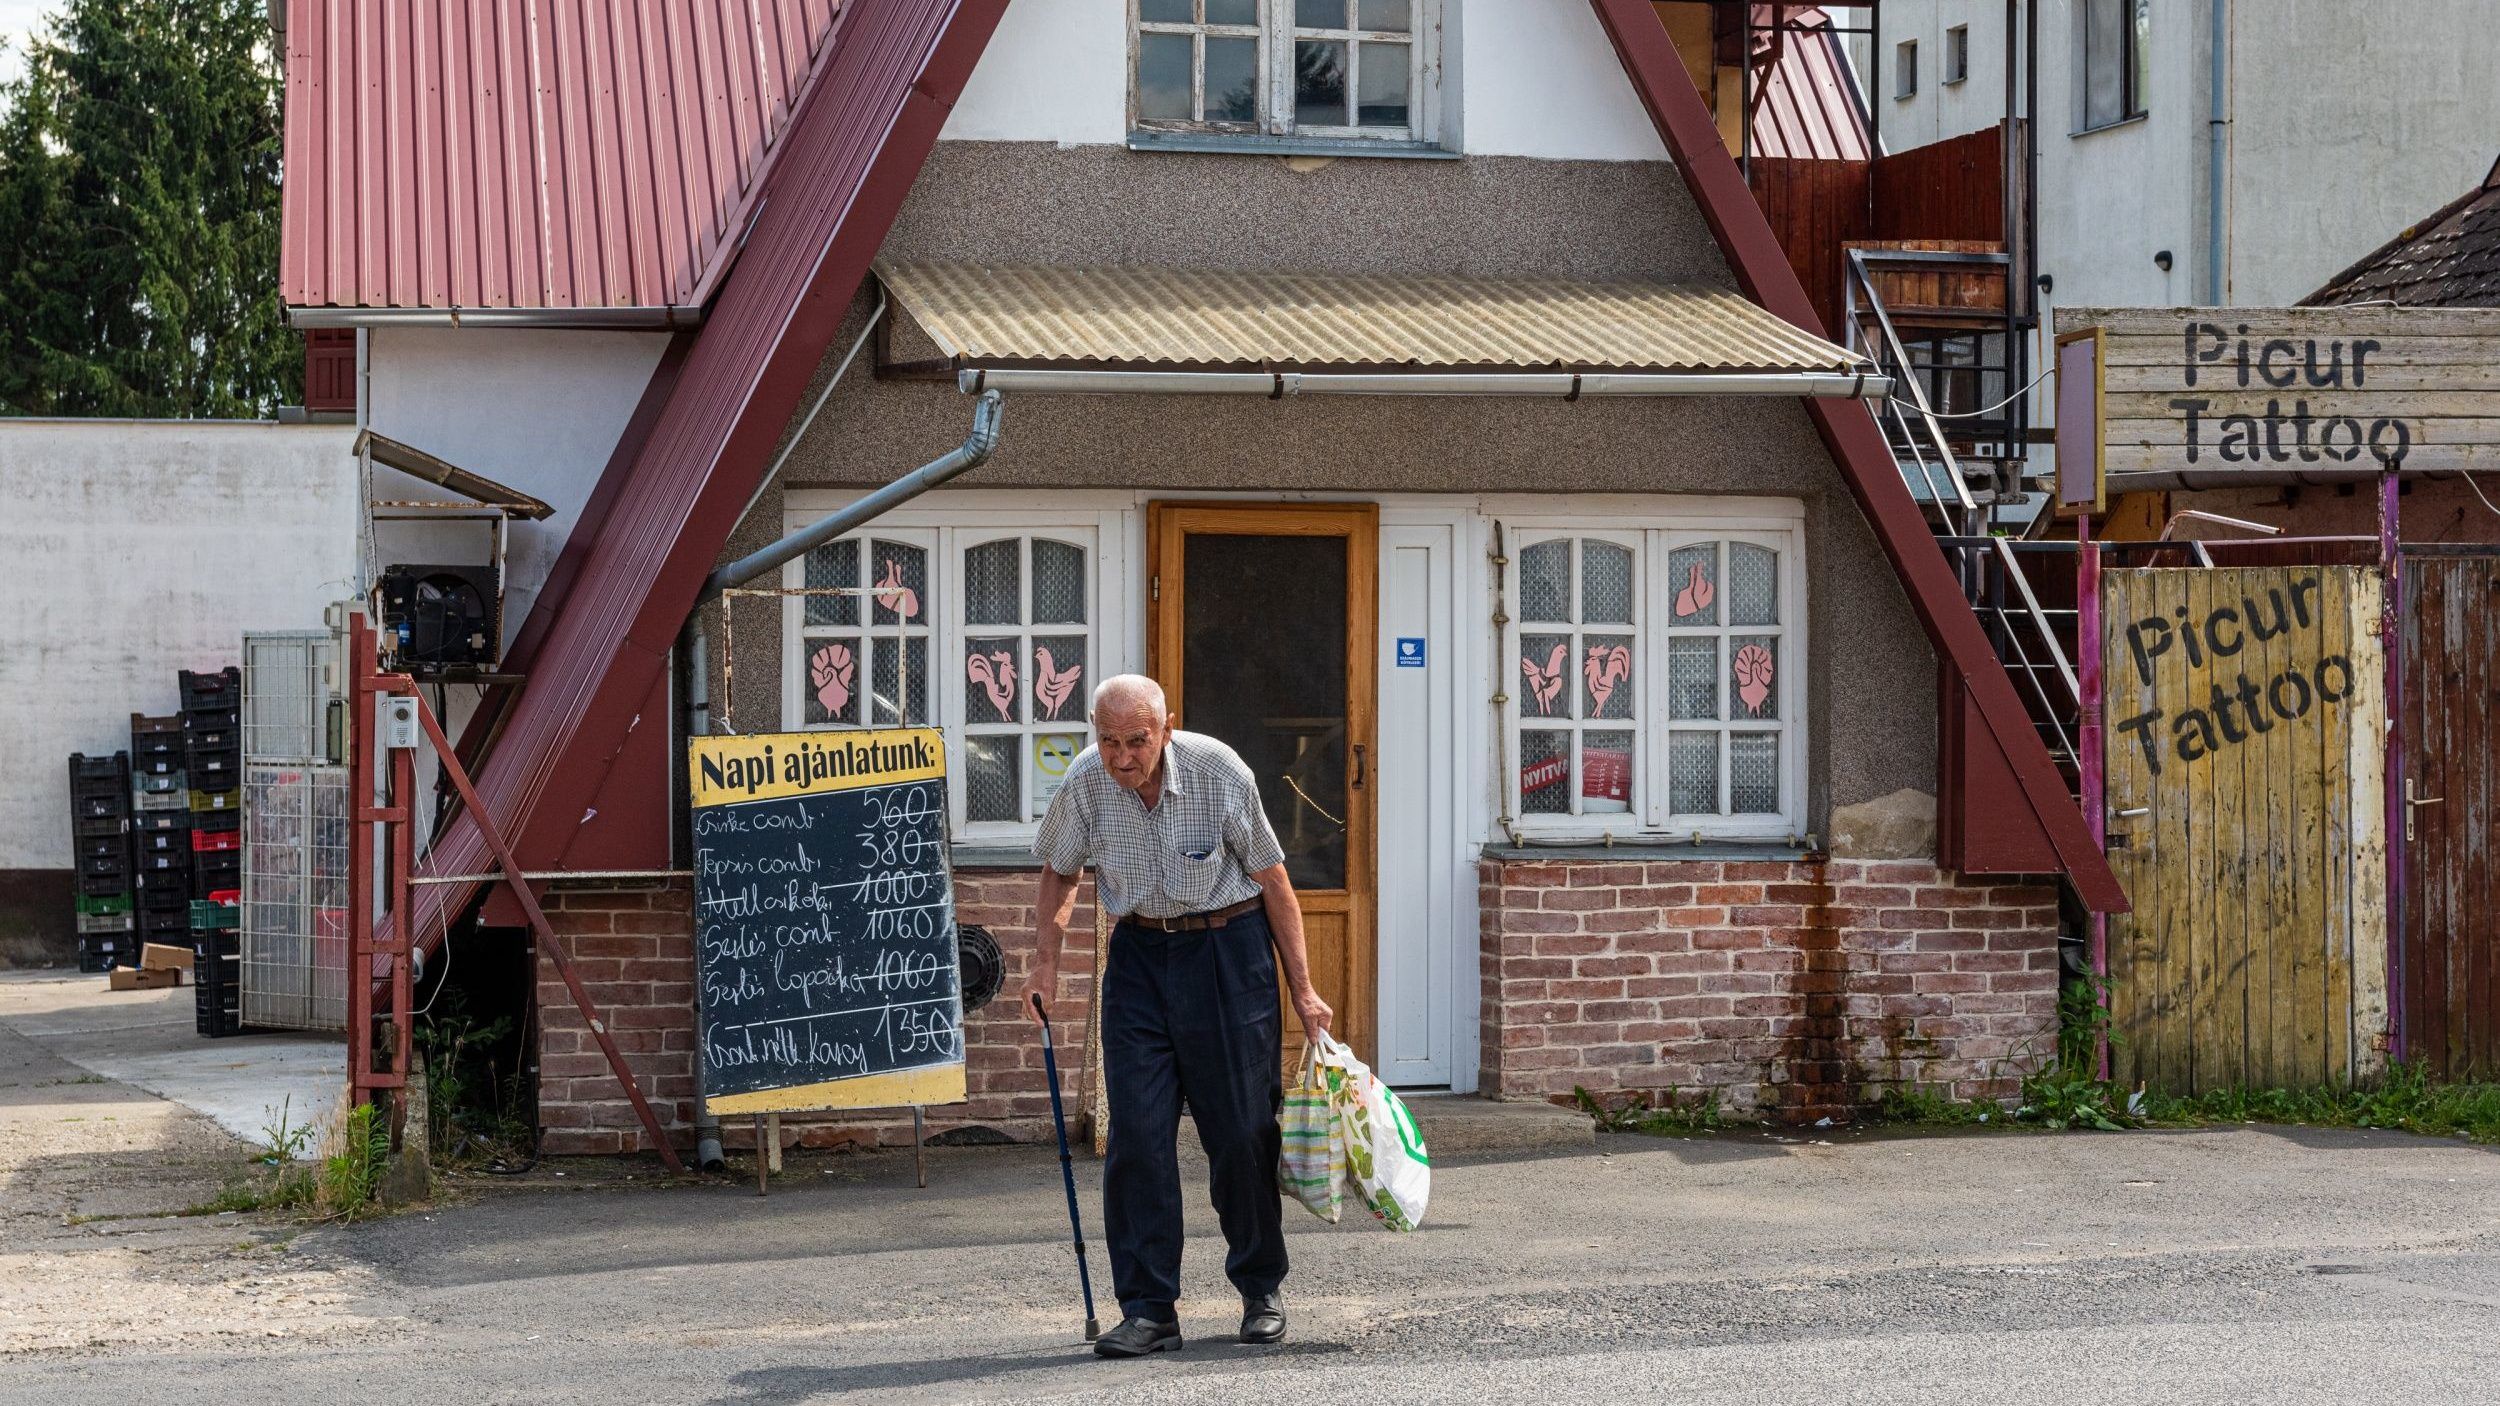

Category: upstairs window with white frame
[789, 519, 1110, 842]
[1510, 524, 1801, 839]
[1132, 0, 1439, 149]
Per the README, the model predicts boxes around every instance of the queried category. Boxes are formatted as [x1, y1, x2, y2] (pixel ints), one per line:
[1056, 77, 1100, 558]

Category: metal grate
[241, 764, 350, 1032]
[243, 630, 341, 763]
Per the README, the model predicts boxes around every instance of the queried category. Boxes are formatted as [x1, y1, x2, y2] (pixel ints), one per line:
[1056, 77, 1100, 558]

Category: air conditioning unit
[376, 563, 501, 671]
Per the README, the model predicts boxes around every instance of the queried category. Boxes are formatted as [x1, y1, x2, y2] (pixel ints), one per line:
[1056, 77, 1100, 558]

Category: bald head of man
[1090, 674, 1175, 794]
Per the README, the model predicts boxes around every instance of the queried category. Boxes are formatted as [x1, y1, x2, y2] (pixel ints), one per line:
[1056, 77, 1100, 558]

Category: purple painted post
[2077, 517, 2109, 1079]
[2380, 468, 2406, 1066]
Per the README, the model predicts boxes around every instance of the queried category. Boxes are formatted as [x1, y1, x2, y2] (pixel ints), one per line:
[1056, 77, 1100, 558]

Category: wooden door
[2399, 551, 2500, 1079]
[1147, 502, 1377, 1065]
[2101, 566, 2388, 1093]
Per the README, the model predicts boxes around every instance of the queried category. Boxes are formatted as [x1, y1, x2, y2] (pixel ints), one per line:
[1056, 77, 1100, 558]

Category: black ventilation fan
[957, 923, 1005, 1013]
[378, 564, 500, 670]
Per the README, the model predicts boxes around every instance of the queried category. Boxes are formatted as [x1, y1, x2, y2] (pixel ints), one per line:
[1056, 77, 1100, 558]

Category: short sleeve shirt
[1031, 730, 1286, 920]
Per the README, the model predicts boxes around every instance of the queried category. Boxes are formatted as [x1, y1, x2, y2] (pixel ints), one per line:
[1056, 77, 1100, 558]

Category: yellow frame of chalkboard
[688, 726, 968, 1115]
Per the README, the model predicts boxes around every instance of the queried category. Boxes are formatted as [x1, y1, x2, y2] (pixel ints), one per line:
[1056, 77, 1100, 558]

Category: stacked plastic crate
[69, 753, 136, 972]
[127, 712, 192, 960]
[181, 668, 246, 1036]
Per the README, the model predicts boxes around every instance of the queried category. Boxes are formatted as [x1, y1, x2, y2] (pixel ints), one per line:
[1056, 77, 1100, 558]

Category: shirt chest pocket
[1158, 813, 1231, 908]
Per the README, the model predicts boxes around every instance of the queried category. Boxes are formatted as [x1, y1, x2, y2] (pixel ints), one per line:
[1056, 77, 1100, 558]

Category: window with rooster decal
[1511, 526, 1798, 836]
[792, 524, 1101, 838]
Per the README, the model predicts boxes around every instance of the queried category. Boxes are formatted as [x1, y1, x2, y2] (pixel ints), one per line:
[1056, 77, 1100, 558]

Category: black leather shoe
[1093, 1315, 1182, 1358]
[1239, 1292, 1286, 1344]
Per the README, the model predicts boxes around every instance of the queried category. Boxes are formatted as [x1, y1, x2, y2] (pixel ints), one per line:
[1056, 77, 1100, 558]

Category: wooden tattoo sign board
[687, 728, 966, 1116]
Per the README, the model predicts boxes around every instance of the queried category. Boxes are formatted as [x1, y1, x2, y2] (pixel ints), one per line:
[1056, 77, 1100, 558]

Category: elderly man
[1024, 674, 1332, 1358]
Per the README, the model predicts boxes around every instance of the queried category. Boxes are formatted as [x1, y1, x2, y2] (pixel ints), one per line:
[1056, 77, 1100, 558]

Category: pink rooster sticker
[808, 642, 855, 719]
[1033, 647, 1083, 720]
[1734, 643, 1776, 715]
[1583, 643, 1631, 716]
[1521, 642, 1568, 715]
[965, 649, 1018, 719]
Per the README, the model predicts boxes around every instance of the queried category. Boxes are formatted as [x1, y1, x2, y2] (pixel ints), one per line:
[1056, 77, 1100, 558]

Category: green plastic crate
[188, 900, 239, 931]
[75, 892, 134, 916]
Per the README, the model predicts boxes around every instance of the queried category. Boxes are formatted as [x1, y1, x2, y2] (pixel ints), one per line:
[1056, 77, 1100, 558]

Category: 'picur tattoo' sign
[2110, 572, 2362, 776]
[2058, 307, 2500, 485]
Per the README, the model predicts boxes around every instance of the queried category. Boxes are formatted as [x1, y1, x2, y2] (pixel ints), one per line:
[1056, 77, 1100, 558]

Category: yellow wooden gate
[2101, 567, 2389, 1092]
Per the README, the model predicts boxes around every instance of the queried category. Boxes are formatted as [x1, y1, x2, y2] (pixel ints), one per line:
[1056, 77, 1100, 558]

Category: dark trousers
[1100, 907, 1288, 1322]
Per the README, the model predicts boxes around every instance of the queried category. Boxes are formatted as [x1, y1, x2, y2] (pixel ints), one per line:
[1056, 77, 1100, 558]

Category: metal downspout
[675, 391, 1004, 1170]
[2207, 0, 2230, 304]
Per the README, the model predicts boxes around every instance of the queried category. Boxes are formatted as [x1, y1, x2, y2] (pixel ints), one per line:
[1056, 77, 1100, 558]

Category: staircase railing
[1939, 536, 2082, 779]
[1841, 251, 1984, 536]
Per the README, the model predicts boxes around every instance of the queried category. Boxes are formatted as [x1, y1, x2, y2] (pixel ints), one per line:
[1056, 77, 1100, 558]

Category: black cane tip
[1084, 1318, 1100, 1341]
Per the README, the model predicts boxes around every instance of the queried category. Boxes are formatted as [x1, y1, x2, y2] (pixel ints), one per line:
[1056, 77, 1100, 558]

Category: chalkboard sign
[686, 728, 966, 1115]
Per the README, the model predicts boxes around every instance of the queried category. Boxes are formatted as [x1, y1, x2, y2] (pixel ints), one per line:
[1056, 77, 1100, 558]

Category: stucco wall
[0, 420, 359, 962]
[699, 142, 1940, 838]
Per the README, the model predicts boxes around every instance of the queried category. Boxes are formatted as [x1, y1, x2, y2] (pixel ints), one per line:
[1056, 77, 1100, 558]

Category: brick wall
[1478, 857, 2060, 1120]
[534, 870, 1094, 1157]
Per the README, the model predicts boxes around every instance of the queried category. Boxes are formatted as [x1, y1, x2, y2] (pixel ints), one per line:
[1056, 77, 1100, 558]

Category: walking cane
[1032, 993, 1101, 1342]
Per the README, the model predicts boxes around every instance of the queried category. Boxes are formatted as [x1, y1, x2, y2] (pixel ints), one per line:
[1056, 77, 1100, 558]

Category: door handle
[2405, 778, 2444, 842]
[1351, 744, 1366, 790]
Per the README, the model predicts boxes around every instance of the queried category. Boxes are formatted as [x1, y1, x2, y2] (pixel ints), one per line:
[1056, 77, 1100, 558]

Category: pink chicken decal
[808, 642, 856, 719]
[1583, 643, 1632, 716]
[874, 559, 920, 621]
[965, 649, 1018, 719]
[1033, 647, 1083, 720]
[1734, 643, 1777, 715]
[1521, 641, 1568, 716]
[1673, 560, 1715, 620]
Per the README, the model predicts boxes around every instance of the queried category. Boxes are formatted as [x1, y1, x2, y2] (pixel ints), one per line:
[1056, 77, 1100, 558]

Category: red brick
[1540, 888, 1616, 912]
[1694, 883, 1765, 905]
[1569, 863, 1649, 888]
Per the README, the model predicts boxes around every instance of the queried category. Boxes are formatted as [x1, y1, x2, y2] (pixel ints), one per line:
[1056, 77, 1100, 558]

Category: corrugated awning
[873, 260, 1869, 376]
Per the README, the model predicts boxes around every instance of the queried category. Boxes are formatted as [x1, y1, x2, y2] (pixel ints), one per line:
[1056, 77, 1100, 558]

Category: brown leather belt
[1120, 896, 1264, 933]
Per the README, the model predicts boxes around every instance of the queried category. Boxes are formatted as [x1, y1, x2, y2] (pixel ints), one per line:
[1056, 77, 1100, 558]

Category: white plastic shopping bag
[1276, 1043, 1345, 1223]
[1313, 1034, 1430, 1231]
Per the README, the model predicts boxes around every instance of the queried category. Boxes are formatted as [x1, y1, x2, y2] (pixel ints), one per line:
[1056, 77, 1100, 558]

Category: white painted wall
[1880, 0, 2500, 310]
[0, 421, 360, 870]
[941, 0, 1669, 162]
[364, 327, 669, 642]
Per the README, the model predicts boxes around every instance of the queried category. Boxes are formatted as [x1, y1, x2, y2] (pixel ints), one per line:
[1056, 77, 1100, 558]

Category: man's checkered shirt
[1032, 730, 1286, 920]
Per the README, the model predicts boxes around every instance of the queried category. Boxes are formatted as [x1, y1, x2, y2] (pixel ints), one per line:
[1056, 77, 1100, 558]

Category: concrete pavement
[5, 1110, 2498, 1403]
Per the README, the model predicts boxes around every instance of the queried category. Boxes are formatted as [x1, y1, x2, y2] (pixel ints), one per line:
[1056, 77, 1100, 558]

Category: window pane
[1205, 35, 1259, 123]
[1668, 543, 1718, 624]
[1357, 0, 1409, 30]
[1581, 730, 1633, 814]
[964, 539, 1020, 626]
[1031, 635, 1088, 724]
[1669, 731, 1720, 815]
[1581, 635, 1635, 721]
[1355, 40, 1409, 126]
[870, 540, 927, 626]
[1295, 40, 1348, 126]
[1731, 635, 1779, 720]
[964, 637, 1020, 725]
[802, 539, 857, 625]
[1139, 32, 1194, 122]
[1031, 539, 1088, 624]
[1580, 540, 1633, 624]
[1207, 0, 1258, 24]
[801, 638, 860, 725]
[1668, 637, 1718, 720]
[1730, 732, 1780, 815]
[1519, 730, 1571, 815]
[1033, 732, 1083, 815]
[2130, 0, 2150, 115]
[1140, 0, 1195, 22]
[872, 637, 928, 726]
[1519, 633, 1572, 719]
[1519, 539, 1570, 623]
[2083, 0, 2124, 128]
[1728, 542, 1778, 625]
[965, 735, 1019, 823]
[1296, 0, 1345, 25]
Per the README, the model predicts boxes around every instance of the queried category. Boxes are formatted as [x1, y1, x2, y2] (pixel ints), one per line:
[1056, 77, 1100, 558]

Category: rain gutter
[955, 368, 1891, 400]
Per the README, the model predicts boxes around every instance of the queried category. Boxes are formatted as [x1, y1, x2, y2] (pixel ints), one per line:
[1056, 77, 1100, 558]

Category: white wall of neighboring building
[941, 0, 1668, 162]
[0, 420, 359, 871]
[1878, 0, 2500, 310]
[364, 327, 670, 642]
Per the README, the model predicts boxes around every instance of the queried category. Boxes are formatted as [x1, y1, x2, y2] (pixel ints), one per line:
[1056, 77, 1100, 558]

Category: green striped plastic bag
[1316, 1033, 1431, 1232]
[1277, 1043, 1344, 1223]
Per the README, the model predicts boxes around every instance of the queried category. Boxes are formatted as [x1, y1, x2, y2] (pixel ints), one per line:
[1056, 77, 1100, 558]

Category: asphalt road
[6, 1121, 2498, 1404]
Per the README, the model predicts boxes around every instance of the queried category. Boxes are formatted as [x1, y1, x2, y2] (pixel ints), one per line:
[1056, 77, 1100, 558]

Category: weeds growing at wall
[2140, 1063, 2500, 1144]
[1573, 1085, 1726, 1136]
[317, 1101, 390, 1218]
[417, 993, 532, 1170]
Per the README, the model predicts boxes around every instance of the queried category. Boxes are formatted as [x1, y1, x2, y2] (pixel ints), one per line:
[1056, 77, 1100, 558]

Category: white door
[1376, 524, 1455, 1085]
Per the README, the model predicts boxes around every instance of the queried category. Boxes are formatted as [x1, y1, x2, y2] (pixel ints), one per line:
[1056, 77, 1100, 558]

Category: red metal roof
[1591, 0, 2125, 910]
[1750, 6, 1871, 163]
[401, 0, 1011, 969]
[281, 1, 847, 321]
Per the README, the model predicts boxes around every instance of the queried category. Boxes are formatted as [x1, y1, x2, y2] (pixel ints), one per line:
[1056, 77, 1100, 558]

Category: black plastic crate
[184, 723, 237, 751]
[185, 749, 242, 783]
[136, 871, 190, 904]
[132, 810, 191, 834]
[73, 792, 128, 821]
[74, 812, 129, 839]
[78, 937, 127, 974]
[184, 706, 240, 733]
[190, 808, 239, 834]
[70, 751, 130, 782]
[77, 833, 131, 861]
[194, 930, 242, 961]
[130, 711, 185, 738]
[130, 730, 182, 760]
[178, 667, 241, 713]
[133, 828, 187, 855]
[77, 871, 133, 897]
[133, 751, 184, 776]
[191, 855, 242, 889]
